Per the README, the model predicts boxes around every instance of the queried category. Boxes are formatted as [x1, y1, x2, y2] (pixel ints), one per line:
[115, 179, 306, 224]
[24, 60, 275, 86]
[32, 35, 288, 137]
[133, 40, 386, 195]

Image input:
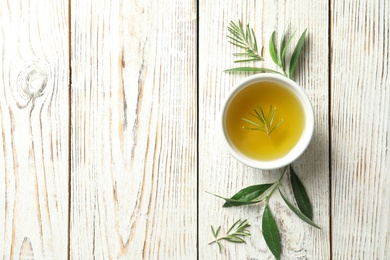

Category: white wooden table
[1, 0, 389, 259]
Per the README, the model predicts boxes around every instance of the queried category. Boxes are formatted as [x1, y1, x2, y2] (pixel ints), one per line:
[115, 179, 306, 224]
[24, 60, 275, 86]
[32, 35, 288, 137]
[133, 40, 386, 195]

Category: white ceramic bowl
[220, 73, 314, 170]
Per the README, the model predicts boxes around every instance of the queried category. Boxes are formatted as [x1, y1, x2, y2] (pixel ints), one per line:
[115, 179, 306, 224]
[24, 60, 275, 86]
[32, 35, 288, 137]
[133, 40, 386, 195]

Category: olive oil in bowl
[220, 74, 314, 169]
[225, 81, 305, 161]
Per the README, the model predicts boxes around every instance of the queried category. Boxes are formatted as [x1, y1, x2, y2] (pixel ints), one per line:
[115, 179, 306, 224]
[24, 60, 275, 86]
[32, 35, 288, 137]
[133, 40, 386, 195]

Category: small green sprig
[225, 20, 307, 80]
[208, 166, 320, 259]
[209, 219, 251, 253]
[227, 20, 263, 63]
[242, 105, 283, 137]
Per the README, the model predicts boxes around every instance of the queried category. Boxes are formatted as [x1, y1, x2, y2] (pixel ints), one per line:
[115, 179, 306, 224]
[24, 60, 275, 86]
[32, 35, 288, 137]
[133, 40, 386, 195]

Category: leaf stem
[264, 166, 288, 202]
[208, 235, 233, 245]
[208, 239, 218, 245]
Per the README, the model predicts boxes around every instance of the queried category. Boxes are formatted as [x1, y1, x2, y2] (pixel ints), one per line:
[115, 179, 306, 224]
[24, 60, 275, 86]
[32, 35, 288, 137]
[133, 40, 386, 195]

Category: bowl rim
[219, 73, 314, 170]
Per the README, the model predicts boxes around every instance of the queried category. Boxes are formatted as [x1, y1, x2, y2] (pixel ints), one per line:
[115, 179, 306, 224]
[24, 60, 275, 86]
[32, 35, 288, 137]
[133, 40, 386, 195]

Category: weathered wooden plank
[331, 0, 390, 258]
[70, 0, 197, 258]
[198, 0, 330, 259]
[0, 0, 69, 258]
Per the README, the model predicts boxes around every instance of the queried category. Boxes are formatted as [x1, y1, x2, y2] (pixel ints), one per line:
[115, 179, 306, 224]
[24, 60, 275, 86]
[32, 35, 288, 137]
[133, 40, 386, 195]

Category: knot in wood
[19, 237, 34, 259]
[16, 61, 48, 107]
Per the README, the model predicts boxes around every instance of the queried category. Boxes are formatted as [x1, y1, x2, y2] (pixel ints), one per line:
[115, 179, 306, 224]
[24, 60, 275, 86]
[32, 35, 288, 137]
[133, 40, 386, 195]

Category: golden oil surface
[225, 81, 305, 161]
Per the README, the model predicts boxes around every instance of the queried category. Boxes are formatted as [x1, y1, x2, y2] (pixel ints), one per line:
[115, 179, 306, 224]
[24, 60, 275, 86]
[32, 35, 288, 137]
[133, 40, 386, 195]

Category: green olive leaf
[281, 30, 296, 66]
[290, 165, 313, 220]
[289, 29, 307, 79]
[262, 204, 281, 260]
[206, 191, 263, 207]
[278, 32, 285, 63]
[222, 198, 264, 207]
[269, 31, 279, 66]
[223, 183, 273, 207]
[278, 188, 321, 229]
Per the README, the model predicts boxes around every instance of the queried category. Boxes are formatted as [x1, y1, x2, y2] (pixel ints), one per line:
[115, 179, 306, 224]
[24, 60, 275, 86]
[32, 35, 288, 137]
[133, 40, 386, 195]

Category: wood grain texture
[198, 0, 330, 259]
[70, 0, 197, 258]
[0, 0, 69, 258]
[1, 0, 389, 259]
[331, 0, 390, 258]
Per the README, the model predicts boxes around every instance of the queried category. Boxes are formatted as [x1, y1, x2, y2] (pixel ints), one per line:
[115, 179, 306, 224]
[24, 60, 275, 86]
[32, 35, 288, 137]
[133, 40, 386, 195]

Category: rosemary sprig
[227, 20, 264, 63]
[225, 20, 307, 80]
[209, 219, 251, 253]
[242, 105, 283, 137]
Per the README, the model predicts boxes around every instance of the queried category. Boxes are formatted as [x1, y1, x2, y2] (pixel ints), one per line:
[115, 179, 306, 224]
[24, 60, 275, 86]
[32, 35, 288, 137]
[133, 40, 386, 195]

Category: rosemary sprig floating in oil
[225, 20, 307, 80]
[209, 219, 251, 253]
[242, 105, 283, 137]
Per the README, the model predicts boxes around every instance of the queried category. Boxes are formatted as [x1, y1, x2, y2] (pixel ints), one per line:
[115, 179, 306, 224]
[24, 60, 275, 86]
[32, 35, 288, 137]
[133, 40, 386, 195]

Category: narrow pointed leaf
[227, 35, 245, 45]
[227, 219, 241, 233]
[222, 184, 273, 207]
[253, 108, 265, 125]
[245, 24, 249, 42]
[289, 29, 307, 79]
[223, 198, 264, 207]
[262, 204, 281, 260]
[269, 119, 283, 135]
[217, 242, 223, 252]
[234, 58, 262, 63]
[258, 106, 267, 125]
[241, 117, 262, 127]
[252, 28, 258, 51]
[279, 188, 321, 229]
[242, 128, 266, 132]
[269, 31, 279, 65]
[279, 31, 286, 62]
[237, 219, 250, 228]
[228, 41, 248, 49]
[223, 236, 246, 243]
[216, 226, 221, 236]
[269, 106, 276, 127]
[251, 110, 262, 122]
[227, 28, 241, 38]
[211, 225, 217, 237]
[224, 67, 283, 75]
[247, 52, 262, 58]
[249, 112, 261, 121]
[281, 30, 296, 65]
[234, 231, 250, 236]
[267, 105, 273, 124]
[206, 191, 264, 207]
[290, 165, 313, 220]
